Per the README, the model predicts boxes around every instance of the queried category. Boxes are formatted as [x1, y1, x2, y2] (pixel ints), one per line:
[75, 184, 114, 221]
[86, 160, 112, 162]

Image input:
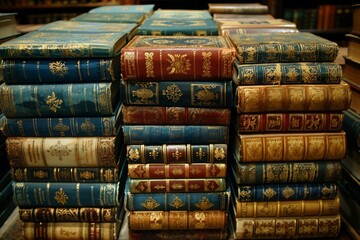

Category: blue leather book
[122, 125, 229, 144]
[120, 81, 232, 108]
[0, 81, 120, 118]
[89, 4, 155, 18]
[150, 9, 213, 19]
[1, 56, 120, 83]
[0, 31, 127, 58]
[71, 13, 145, 25]
[13, 181, 120, 207]
[125, 179, 230, 211]
[138, 19, 219, 36]
[0, 104, 122, 137]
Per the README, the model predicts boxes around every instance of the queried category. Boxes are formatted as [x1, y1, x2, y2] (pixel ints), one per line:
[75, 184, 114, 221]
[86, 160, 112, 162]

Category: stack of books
[226, 32, 351, 239]
[0, 29, 128, 240]
[120, 34, 235, 239]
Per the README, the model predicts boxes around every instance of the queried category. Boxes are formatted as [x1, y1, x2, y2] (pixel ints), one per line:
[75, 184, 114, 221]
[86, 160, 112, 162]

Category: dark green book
[71, 13, 145, 25]
[150, 9, 213, 19]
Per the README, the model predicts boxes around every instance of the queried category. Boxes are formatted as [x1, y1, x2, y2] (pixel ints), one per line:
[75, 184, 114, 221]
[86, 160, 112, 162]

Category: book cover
[137, 19, 219, 36]
[208, 3, 269, 14]
[150, 9, 213, 20]
[0, 31, 127, 58]
[120, 81, 232, 108]
[128, 229, 228, 240]
[121, 35, 236, 81]
[228, 32, 339, 64]
[213, 13, 275, 21]
[70, 13, 145, 25]
[234, 81, 351, 113]
[126, 143, 228, 164]
[346, 33, 360, 62]
[89, 4, 155, 17]
[0, 81, 120, 118]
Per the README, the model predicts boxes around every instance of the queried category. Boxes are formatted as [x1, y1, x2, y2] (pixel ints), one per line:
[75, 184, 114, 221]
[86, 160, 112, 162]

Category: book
[232, 215, 341, 239]
[227, 32, 339, 64]
[122, 125, 229, 145]
[213, 13, 275, 21]
[0, 81, 120, 118]
[120, 35, 236, 81]
[127, 163, 227, 179]
[122, 106, 231, 125]
[234, 81, 351, 113]
[128, 178, 226, 193]
[137, 19, 219, 36]
[343, 56, 360, 87]
[234, 197, 340, 218]
[221, 27, 298, 35]
[1, 56, 121, 83]
[0, 31, 127, 58]
[343, 77, 360, 114]
[233, 131, 347, 163]
[352, 4, 360, 35]
[70, 12, 146, 25]
[13, 181, 121, 207]
[128, 229, 228, 240]
[89, 4, 155, 18]
[235, 112, 344, 133]
[18, 207, 119, 222]
[233, 61, 343, 85]
[6, 136, 121, 167]
[150, 9, 213, 20]
[128, 210, 227, 230]
[208, 3, 269, 14]
[345, 33, 360, 62]
[343, 109, 360, 150]
[126, 143, 228, 164]
[0, 106, 122, 137]
[0, 12, 20, 44]
[120, 81, 232, 108]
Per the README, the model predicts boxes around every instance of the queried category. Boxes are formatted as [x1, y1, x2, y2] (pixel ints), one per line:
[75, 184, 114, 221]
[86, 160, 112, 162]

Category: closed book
[150, 9, 213, 20]
[228, 32, 339, 64]
[128, 210, 227, 230]
[346, 33, 360, 62]
[235, 112, 344, 133]
[128, 178, 226, 193]
[343, 55, 360, 87]
[208, 3, 269, 14]
[122, 106, 231, 125]
[70, 12, 145, 25]
[128, 163, 226, 179]
[233, 61, 342, 85]
[1, 56, 121, 84]
[0, 31, 127, 58]
[137, 19, 218, 36]
[0, 81, 120, 118]
[89, 4, 155, 18]
[13, 181, 120, 207]
[222, 27, 299, 35]
[120, 81, 232, 108]
[233, 131, 347, 163]
[128, 229, 228, 240]
[213, 13, 275, 21]
[121, 35, 235, 81]
[352, 4, 360, 35]
[126, 143, 228, 164]
[234, 81, 351, 113]
[6, 136, 121, 167]
[343, 109, 360, 150]
[122, 125, 229, 145]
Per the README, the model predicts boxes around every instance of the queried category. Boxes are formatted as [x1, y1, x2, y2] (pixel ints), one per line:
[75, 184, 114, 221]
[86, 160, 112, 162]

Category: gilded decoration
[169, 196, 185, 209]
[305, 114, 321, 130]
[53, 120, 70, 136]
[47, 140, 72, 161]
[79, 171, 94, 180]
[242, 115, 258, 131]
[255, 219, 275, 238]
[301, 64, 318, 83]
[239, 187, 252, 201]
[293, 163, 316, 182]
[285, 67, 300, 83]
[14, 169, 24, 181]
[128, 148, 140, 162]
[244, 138, 263, 161]
[166, 53, 191, 75]
[288, 87, 305, 110]
[54, 188, 68, 205]
[324, 162, 342, 182]
[308, 136, 326, 159]
[267, 115, 281, 130]
[20, 210, 30, 220]
[162, 83, 183, 103]
[309, 87, 326, 110]
[194, 212, 206, 228]
[266, 164, 289, 183]
[275, 219, 296, 237]
[240, 164, 256, 184]
[57, 208, 78, 221]
[171, 183, 184, 190]
[263, 187, 277, 200]
[103, 169, 114, 182]
[282, 186, 295, 199]
[265, 137, 283, 160]
[196, 147, 206, 161]
[194, 197, 214, 210]
[264, 44, 279, 62]
[132, 83, 157, 104]
[287, 137, 304, 160]
[34, 170, 48, 179]
[331, 86, 347, 110]
[49, 61, 68, 77]
[80, 119, 96, 135]
[202, 52, 212, 77]
[149, 147, 160, 160]
[141, 197, 160, 210]
[266, 88, 283, 111]
[264, 64, 281, 84]
[144, 52, 155, 78]
[46, 92, 63, 112]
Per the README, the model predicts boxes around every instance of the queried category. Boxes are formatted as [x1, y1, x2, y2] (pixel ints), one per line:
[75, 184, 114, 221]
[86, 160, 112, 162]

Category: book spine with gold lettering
[234, 81, 351, 113]
[122, 106, 231, 125]
[126, 144, 228, 164]
[235, 112, 344, 133]
[19, 207, 118, 222]
[23, 222, 119, 240]
[128, 163, 226, 178]
[233, 131, 347, 163]
[128, 178, 226, 193]
[233, 215, 341, 239]
[128, 210, 227, 230]
[128, 229, 228, 240]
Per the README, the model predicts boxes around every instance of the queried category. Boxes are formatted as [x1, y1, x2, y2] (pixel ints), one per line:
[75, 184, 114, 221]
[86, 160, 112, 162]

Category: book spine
[234, 131, 347, 162]
[122, 106, 231, 125]
[234, 215, 341, 239]
[237, 183, 338, 202]
[128, 229, 228, 240]
[138, 28, 218, 37]
[343, 109, 360, 150]
[125, 190, 230, 211]
[235, 81, 351, 113]
[13, 181, 120, 207]
[121, 46, 235, 80]
[1, 57, 120, 83]
[128, 210, 227, 230]
[11, 167, 119, 182]
[128, 163, 227, 178]
[128, 178, 227, 193]
[23, 222, 118, 240]
[19, 207, 118, 222]
[235, 112, 344, 133]
[6, 137, 118, 168]
[122, 125, 229, 144]
[0, 82, 118, 117]
[236, 197, 340, 218]
[234, 160, 342, 184]
[233, 62, 342, 85]
[120, 81, 232, 108]
[0, 115, 119, 137]
[126, 144, 228, 164]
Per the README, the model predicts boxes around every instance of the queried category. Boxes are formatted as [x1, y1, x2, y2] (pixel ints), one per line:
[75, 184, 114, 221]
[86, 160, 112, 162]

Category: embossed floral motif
[54, 188, 68, 205]
[128, 148, 140, 162]
[141, 197, 160, 210]
[166, 53, 191, 75]
[49, 61, 68, 77]
[194, 197, 214, 210]
[162, 83, 183, 103]
[47, 140, 72, 161]
[46, 92, 63, 112]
